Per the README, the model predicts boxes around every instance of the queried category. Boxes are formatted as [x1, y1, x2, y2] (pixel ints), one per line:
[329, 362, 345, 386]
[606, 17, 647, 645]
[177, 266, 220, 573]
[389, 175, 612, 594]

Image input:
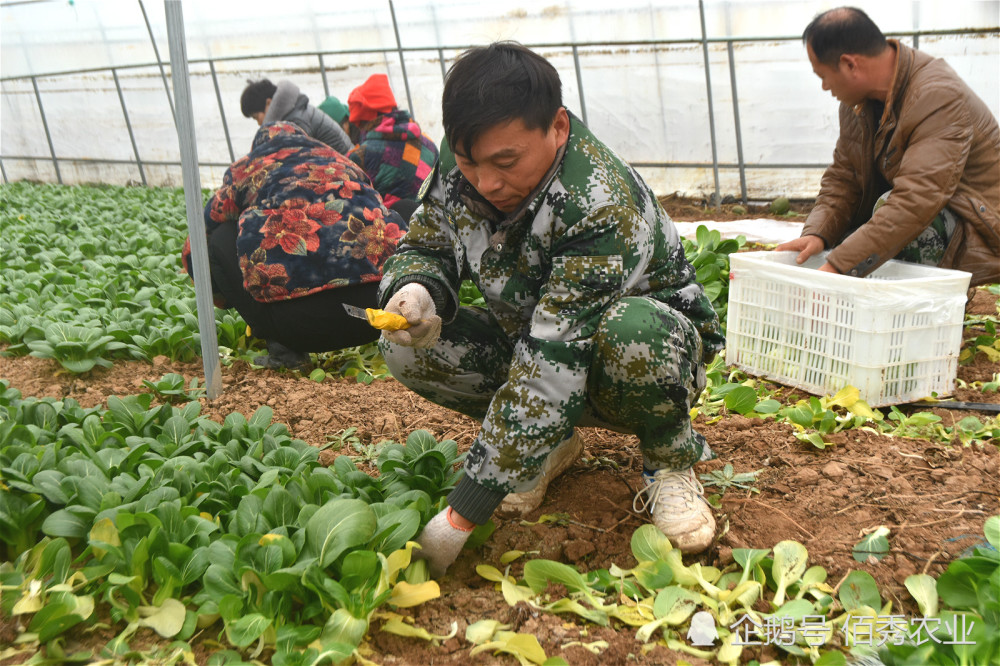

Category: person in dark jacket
[346, 74, 439, 212]
[240, 79, 353, 156]
[777, 7, 999, 286]
[182, 122, 407, 370]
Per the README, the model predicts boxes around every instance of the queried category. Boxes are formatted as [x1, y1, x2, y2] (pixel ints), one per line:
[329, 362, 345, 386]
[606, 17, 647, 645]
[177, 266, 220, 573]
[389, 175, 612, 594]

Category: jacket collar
[853, 39, 911, 124]
[880, 39, 911, 125]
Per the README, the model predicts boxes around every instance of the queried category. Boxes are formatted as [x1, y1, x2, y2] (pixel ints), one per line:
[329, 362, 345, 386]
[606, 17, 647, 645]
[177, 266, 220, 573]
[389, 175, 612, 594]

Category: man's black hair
[240, 79, 278, 117]
[442, 41, 562, 156]
[803, 7, 888, 67]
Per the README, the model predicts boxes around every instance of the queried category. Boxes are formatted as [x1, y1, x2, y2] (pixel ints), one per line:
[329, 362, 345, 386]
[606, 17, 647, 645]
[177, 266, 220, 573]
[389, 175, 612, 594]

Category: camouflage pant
[875, 190, 957, 265]
[380, 296, 712, 492]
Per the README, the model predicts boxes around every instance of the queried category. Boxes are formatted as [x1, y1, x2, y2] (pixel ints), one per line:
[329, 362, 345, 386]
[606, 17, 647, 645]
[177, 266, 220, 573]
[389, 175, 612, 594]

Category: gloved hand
[414, 507, 474, 577]
[382, 282, 442, 348]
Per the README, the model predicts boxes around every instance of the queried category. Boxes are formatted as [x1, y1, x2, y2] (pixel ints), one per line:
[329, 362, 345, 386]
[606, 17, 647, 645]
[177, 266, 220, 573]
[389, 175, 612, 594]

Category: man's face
[807, 44, 865, 106]
[454, 108, 570, 214]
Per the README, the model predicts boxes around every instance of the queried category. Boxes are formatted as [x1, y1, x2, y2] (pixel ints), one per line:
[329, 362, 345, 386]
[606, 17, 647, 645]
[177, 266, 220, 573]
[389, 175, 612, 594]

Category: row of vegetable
[1, 378, 996, 665]
[2, 182, 998, 665]
[0, 380, 465, 664]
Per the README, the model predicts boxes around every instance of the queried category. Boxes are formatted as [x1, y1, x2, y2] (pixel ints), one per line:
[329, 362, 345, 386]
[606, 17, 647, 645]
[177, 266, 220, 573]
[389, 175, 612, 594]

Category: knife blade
[342, 303, 411, 331]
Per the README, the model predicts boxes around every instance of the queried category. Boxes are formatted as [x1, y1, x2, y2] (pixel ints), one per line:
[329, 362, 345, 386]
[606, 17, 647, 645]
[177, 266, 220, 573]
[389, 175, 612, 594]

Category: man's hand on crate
[775, 234, 839, 273]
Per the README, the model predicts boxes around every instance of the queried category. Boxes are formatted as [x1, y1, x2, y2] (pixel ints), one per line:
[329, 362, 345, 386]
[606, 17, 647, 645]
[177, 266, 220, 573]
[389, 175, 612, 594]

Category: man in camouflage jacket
[377, 42, 725, 576]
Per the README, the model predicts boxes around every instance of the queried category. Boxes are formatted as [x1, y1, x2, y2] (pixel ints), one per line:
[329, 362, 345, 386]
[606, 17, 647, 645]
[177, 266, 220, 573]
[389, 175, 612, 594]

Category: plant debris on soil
[0, 199, 997, 665]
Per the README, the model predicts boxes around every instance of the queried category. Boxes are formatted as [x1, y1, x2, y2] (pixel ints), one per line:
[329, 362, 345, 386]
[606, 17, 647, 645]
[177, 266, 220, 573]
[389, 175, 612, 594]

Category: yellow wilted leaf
[502, 578, 535, 606]
[12, 580, 43, 615]
[89, 517, 120, 559]
[500, 550, 526, 565]
[385, 542, 417, 582]
[137, 598, 186, 637]
[561, 640, 609, 654]
[716, 633, 743, 665]
[465, 619, 508, 645]
[847, 399, 878, 421]
[470, 631, 547, 665]
[476, 564, 509, 583]
[609, 604, 653, 627]
[824, 385, 860, 409]
[977, 344, 1000, 362]
[389, 580, 440, 608]
[365, 308, 410, 331]
[380, 614, 457, 642]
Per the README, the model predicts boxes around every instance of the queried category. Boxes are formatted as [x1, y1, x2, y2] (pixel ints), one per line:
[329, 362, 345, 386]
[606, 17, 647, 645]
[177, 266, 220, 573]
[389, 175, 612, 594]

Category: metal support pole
[112, 68, 147, 186]
[726, 41, 747, 204]
[139, 0, 177, 128]
[387, 0, 414, 113]
[165, 0, 223, 400]
[438, 48, 447, 80]
[571, 45, 588, 127]
[31, 76, 62, 184]
[1, 160, 8, 184]
[698, 0, 721, 205]
[319, 54, 332, 98]
[209, 60, 235, 163]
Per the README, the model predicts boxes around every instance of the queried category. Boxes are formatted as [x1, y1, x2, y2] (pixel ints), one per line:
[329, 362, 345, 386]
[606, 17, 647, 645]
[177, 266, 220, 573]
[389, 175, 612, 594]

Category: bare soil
[1, 202, 997, 664]
[658, 192, 815, 222]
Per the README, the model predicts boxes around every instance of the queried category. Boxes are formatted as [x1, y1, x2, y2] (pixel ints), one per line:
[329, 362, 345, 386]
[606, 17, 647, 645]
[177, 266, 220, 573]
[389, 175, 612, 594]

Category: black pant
[206, 223, 380, 352]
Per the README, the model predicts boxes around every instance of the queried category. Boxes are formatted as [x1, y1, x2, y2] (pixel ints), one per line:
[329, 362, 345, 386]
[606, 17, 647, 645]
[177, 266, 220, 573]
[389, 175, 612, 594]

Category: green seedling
[771, 540, 809, 607]
[0, 382, 459, 661]
[326, 426, 361, 452]
[141, 373, 205, 404]
[960, 316, 999, 364]
[699, 463, 763, 495]
[317, 341, 390, 384]
[681, 225, 747, 331]
[852, 526, 890, 563]
[351, 440, 387, 466]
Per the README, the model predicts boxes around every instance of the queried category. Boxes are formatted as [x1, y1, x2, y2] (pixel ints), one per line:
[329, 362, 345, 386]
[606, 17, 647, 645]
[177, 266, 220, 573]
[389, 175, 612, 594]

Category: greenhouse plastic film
[724, 251, 971, 407]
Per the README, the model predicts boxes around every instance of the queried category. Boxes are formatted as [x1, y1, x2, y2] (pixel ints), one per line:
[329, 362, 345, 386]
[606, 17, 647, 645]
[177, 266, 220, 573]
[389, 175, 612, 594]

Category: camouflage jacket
[379, 115, 723, 445]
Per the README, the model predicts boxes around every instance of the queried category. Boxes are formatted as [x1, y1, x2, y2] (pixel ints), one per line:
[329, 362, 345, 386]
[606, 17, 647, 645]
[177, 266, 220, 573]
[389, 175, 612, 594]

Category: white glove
[382, 282, 442, 348]
[414, 507, 474, 577]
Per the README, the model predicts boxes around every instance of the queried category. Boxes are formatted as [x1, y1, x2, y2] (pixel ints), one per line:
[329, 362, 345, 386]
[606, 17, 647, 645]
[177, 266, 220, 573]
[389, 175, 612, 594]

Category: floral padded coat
[183, 122, 406, 304]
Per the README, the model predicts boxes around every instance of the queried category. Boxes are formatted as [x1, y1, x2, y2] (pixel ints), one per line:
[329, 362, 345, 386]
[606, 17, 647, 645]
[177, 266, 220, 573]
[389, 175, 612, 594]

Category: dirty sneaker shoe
[252, 341, 312, 372]
[499, 430, 585, 516]
[633, 467, 716, 554]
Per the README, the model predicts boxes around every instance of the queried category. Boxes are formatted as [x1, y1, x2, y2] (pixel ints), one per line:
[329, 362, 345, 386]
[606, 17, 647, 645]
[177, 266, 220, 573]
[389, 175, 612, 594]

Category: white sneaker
[633, 467, 716, 554]
[499, 430, 585, 516]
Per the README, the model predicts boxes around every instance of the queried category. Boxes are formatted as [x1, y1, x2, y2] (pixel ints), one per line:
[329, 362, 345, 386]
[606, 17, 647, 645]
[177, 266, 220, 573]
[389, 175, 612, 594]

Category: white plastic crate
[725, 251, 971, 407]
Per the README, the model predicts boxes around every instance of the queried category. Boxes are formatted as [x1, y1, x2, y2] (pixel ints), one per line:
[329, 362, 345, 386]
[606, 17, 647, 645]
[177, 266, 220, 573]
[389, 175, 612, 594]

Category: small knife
[342, 303, 411, 331]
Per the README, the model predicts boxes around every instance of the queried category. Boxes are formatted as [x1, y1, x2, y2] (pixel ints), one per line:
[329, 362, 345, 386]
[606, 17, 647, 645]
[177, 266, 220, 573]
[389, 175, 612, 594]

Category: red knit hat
[348, 74, 397, 124]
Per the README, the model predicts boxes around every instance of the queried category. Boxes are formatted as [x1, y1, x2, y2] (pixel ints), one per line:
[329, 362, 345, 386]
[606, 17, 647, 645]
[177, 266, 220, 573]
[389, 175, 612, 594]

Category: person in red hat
[346, 74, 439, 217]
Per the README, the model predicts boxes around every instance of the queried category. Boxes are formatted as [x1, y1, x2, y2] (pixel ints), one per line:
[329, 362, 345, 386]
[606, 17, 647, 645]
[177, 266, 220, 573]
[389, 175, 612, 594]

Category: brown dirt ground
[1, 205, 997, 664]
[659, 192, 815, 222]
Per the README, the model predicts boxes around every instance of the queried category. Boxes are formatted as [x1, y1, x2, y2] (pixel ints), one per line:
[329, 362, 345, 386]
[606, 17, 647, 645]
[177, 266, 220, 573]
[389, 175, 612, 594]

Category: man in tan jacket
[778, 7, 999, 287]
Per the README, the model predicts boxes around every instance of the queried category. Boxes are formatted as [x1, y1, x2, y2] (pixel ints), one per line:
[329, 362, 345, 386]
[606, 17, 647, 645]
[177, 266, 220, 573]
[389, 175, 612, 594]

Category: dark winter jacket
[264, 80, 353, 155]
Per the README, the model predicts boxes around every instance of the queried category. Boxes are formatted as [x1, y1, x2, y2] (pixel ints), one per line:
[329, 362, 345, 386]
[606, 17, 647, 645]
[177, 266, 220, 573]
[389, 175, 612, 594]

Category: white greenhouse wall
[1, 0, 998, 200]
